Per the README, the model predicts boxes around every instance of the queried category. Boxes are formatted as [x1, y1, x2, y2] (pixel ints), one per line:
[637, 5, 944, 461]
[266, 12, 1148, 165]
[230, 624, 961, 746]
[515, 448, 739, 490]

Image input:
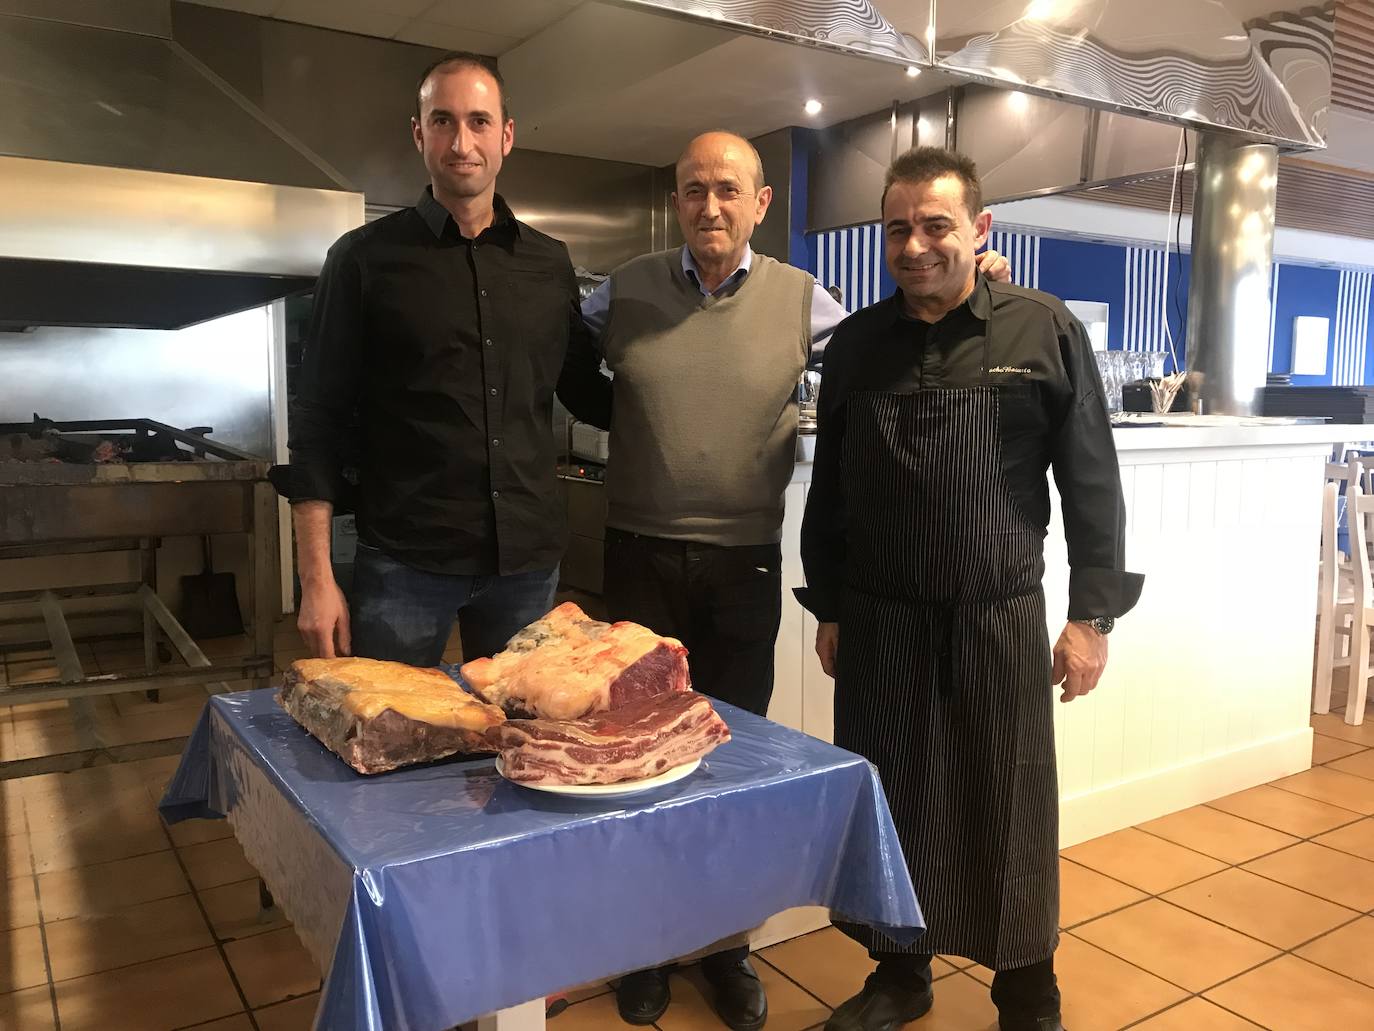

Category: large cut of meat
[488, 689, 731, 786]
[278, 658, 506, 775]
[461, 602, 690, 720]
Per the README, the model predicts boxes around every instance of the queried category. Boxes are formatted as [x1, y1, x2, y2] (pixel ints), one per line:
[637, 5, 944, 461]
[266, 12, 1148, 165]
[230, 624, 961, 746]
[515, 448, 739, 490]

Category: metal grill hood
[0, 2, 362, 330]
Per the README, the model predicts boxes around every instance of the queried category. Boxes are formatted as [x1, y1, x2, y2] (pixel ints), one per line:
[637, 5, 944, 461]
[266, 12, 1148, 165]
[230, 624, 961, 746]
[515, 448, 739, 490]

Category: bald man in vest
[561, 131, 1011, 1030]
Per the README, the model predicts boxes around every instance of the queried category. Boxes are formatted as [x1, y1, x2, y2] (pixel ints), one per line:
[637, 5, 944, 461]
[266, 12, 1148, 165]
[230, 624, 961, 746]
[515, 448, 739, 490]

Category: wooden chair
[1316, 483, 1374, 724]
[1315, 481, 1341, 715]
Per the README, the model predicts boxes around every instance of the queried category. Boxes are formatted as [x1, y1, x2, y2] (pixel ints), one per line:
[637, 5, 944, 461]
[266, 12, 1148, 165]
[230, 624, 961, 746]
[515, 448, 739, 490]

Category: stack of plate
[1261, 386, 1374, 422]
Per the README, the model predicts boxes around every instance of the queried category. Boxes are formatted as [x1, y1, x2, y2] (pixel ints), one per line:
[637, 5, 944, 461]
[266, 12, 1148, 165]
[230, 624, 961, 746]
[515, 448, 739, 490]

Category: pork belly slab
[278, 658, 506, 775]
[460, 602, 690, 720]
[488, 689, 731, 786]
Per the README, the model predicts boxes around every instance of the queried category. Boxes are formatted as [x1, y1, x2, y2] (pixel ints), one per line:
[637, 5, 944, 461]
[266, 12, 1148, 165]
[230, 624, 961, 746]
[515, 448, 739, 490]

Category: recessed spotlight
[905, 65, 921, 77]
[804, 99, 823, 116]
[1007, 90, 1029, 113]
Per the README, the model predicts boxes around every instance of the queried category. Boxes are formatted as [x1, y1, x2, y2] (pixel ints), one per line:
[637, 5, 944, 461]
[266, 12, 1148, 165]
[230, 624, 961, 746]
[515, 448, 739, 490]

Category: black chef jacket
[798, 276, 1144, 623]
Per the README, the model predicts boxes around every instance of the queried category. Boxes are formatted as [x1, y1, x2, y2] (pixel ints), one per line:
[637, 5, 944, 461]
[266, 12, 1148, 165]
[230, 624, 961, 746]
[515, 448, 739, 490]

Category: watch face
[1093, 616, 1115, 635]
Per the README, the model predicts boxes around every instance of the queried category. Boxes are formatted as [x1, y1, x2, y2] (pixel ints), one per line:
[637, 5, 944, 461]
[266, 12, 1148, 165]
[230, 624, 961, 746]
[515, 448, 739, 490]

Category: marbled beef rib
[460, 602, 690, 720]
[278, 658, 506, 775]
[488, 689, 730, 785]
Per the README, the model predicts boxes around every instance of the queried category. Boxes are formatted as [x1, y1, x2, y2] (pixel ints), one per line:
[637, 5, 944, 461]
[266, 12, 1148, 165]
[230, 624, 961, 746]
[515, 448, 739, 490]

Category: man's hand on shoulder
[1051, 621, 1107, 702]
[977, 249, 1012, 284]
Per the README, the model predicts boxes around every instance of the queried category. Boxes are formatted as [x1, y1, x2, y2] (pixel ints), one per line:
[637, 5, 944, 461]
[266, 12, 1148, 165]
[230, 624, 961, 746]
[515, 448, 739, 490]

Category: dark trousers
[870, 951, 1060, 1021]
[604, 528, 783, 969]
[601, 528, 782, 718]
[350, 541, 558, 664]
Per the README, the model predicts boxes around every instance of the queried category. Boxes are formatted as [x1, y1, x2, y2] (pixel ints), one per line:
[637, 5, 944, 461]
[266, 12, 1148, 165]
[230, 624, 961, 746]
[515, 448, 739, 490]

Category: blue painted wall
[1270, 264, 1340, 384]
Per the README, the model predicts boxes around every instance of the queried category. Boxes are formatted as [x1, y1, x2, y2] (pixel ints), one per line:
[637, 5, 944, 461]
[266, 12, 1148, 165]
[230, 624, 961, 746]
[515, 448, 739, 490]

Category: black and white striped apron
[833, 375, 1059, 970]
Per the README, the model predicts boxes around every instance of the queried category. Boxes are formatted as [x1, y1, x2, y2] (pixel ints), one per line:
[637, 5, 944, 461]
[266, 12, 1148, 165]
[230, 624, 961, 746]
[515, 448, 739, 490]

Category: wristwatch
[1074, 616, 1115, 635]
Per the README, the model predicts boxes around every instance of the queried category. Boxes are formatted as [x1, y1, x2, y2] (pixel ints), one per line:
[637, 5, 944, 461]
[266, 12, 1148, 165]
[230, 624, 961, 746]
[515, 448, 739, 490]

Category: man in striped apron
[798, 147, 1143, 1031]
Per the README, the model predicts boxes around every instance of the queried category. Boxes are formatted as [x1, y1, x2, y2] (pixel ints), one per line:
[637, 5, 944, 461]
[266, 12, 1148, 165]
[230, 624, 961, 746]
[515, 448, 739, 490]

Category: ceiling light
[804, 99, 823, 116]
[1007, 91, 1030, 113]
[905, 65, 921, 78]
[1025, 0, 1057, 19]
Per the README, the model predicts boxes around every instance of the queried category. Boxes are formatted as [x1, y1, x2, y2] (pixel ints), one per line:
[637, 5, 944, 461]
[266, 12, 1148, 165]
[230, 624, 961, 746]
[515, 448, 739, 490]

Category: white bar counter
[769, 421, 1369, 850]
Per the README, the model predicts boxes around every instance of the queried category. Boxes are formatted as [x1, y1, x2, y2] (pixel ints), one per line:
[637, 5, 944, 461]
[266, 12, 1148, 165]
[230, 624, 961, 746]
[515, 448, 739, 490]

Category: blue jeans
[349, 542, 558, 665]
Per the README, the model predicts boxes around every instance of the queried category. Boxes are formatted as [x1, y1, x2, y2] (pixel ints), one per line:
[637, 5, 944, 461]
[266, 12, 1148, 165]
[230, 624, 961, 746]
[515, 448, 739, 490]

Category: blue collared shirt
[580, 245, 848, 359]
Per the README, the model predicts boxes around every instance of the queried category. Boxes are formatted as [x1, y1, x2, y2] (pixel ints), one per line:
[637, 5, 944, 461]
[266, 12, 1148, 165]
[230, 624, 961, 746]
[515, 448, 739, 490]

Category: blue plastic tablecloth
[160, 689, 922, 1031]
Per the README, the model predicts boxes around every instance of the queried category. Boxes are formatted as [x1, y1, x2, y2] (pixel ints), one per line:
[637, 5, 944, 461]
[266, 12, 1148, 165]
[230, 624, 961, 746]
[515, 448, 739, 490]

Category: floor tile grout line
[752, 951, 837, 1012]
[1059, 854, 1158, 897]
[1231, 856, 1374, 915]
[1263, 777, 1374, 815]
[1119, 990, 1266, 1031]
[1069, 855, 1236, 900]
[156, 818, 264, 1031]
[1199, 798, 1366, 840]
[172, 1013, 251, 1030]
[1128, 822, 1303, 869]
[1070, 908, 1308, 1003]
[1060, 928, 1198, 996]
[1318, 757, 1374, 783]
[1077, 892, 1279, 954]
[1114, 994, 1208, 1031]
[19, 796, 63, 1031]
[1317, 732, 1374, 750]
[1136, 800, 1315, 843]
[1188, 909, 1374, 1004]
[1104, 847, 1374, 995]
[1066, 823, 1239, 873]
[1157, 868, 1366, 948]
[1058, 895, 1156, 934]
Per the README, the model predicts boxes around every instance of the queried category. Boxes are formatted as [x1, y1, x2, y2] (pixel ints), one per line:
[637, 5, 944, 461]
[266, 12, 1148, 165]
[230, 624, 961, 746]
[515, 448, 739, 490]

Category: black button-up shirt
[799, 276, 1144, 622]
[289, 189, 607, 576]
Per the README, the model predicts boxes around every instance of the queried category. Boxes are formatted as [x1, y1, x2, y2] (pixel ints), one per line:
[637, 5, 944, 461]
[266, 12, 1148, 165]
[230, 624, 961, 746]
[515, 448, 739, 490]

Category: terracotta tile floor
[4, 626, 1374, 1029]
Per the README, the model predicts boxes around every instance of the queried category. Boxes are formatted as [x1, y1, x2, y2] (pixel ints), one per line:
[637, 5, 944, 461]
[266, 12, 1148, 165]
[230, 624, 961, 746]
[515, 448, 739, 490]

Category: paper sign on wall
[1292, 316, 1330, 376]
[1065, 300, 1110, 352]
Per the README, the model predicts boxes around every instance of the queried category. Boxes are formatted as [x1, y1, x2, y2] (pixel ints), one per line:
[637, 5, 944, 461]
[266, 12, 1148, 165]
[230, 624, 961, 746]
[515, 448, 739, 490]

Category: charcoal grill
[0, 417, 278, 718]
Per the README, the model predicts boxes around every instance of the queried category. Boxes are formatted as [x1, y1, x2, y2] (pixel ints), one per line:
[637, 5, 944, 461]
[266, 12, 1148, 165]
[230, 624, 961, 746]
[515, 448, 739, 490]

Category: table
[160, 690, 923, 1030]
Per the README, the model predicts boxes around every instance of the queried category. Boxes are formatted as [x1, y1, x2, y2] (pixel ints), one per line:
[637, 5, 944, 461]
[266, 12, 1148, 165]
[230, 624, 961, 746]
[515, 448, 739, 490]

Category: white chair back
[1316, 482, 1342, 715]
[1352, 486, 1374, 612]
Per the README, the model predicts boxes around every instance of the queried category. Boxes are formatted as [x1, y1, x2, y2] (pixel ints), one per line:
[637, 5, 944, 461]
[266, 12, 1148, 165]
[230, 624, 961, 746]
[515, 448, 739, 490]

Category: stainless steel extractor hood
[0, 2, 362, 330]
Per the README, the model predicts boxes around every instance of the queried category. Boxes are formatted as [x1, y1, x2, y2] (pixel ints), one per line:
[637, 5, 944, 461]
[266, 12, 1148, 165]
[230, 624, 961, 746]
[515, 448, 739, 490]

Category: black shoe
[701, 957, 768, 1031]
[616, 968, 670, 1026]
[825, 975, 933, 1031]
[999, 1016, 1065, 1031]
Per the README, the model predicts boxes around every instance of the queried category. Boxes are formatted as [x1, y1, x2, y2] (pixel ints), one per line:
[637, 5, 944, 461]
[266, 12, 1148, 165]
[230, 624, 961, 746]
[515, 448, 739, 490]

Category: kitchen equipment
[1123, 379, 1193, 413]
[1094, 351, 1169, 412]
[0, 416, 277, 718]
[179, 535, 245, 639]
[570, 421, 610, 463]
[799, 370, 820, 432]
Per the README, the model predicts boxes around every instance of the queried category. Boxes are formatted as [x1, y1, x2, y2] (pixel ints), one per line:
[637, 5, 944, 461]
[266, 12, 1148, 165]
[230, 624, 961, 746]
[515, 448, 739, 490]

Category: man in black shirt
[289, 53, 607, 664]
[799, 148, 1144, 1031]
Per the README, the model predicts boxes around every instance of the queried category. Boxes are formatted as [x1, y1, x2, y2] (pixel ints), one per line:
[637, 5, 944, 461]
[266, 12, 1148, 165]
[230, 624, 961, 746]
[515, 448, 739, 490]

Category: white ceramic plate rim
[495, 756, 702, 797]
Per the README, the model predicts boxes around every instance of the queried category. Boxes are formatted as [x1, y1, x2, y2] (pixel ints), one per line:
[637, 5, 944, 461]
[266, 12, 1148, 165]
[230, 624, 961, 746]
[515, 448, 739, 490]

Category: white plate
[495, 756, 702, 797]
